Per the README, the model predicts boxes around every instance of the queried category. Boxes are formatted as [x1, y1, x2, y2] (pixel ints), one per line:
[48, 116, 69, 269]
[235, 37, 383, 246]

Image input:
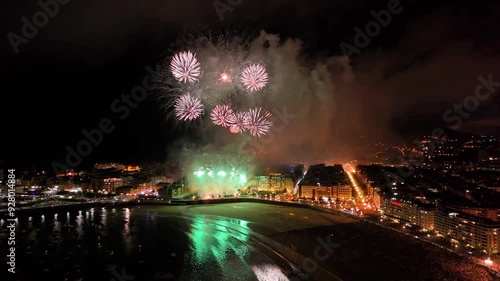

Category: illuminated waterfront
[1, 202, 498, 280]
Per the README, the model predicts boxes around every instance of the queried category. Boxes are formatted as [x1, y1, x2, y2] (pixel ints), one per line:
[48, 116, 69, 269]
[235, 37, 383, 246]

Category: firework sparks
[170, 51, 202, 83]
[174, 94, 204, 121]
[229, 126, 240, 134]
[219, 72, 232, 83]
[241, 64, 269, 92]
[210, 104, 234, 127]
[244, 107, 273, 137]
[227, 111, 249, 133]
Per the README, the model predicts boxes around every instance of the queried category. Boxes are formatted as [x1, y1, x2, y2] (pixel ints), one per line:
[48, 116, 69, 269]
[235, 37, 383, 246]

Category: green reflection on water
[188, 216, 252, 267]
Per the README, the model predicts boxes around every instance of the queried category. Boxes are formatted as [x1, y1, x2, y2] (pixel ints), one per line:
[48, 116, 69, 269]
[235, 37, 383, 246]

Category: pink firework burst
[170, 51, 201, 83]
[210, 104, 234, 127]
[244, 107, 273, 137]
[241, 64, 269, 92]
[227, 111, 249, 133]
[174, 94, 204, 121]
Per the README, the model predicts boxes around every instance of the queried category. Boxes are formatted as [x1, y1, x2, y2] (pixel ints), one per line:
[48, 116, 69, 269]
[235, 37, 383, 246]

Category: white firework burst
[241, 64, 269, 92]
[244, 107, 273, 137]
[227, 111, 249, 133]
[170, 51, 202, 83]
[210, 104, 234, 127]
[174, 94, 204, 121]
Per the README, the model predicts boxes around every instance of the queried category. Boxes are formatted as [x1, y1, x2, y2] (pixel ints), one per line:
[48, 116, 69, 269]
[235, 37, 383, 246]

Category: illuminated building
[299, 164, 351, 200]
[300, 185, 330, 199]
[446, 205, 500, 223]
[381, 196, 435, 230]
[95, 177, 123, 194]
[299, 184, 352, 200]
[94, 162, 141, 172]
[372, 190, 382, 209]
[435, 208, 500, 254]
[247, 176, 268, 191]
[136, 182, 157, 194]
[248, 173, 294, 192]
[334, 185, 353, 200]
[268, 173, 294, 192]
[53, 171, 90, 192]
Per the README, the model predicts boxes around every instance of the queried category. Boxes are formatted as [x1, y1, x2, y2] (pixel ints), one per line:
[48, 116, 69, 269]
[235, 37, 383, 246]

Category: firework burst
[244, 107, 273, 137]
[174, 94, 204, 121]
[227, 111, 249, 134]
[159, 34, 277, 134]
[170, 51, 202, 83]
[241, 64, 269, 92]
[210, 104, 234, 127]
[219, 72, 232, 83]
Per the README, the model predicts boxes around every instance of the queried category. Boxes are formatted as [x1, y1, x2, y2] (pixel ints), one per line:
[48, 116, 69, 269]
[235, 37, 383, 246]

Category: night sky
[1, 0, 500, 172]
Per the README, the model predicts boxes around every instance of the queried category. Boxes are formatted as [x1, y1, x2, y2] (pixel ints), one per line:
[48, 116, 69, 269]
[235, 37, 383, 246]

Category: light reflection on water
[76, 211, 83, 240]
[123, 207, 132, 256]
[0, 206, 291, 281]
[100, 207, 106, 226]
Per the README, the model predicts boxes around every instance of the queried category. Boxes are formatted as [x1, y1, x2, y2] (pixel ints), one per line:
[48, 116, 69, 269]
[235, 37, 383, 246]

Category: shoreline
[0, 197, 360, 224]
